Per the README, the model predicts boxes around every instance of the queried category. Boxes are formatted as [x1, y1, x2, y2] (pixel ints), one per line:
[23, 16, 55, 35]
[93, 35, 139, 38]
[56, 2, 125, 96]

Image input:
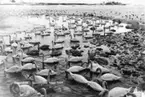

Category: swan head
[96, 68, 102, 75]
[9, 82, 20, 95]
[28, 74, 35, 81]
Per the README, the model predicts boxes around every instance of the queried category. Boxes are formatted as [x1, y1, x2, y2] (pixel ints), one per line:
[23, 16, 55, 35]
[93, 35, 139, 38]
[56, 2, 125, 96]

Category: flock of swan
[0, 13, 145, 97]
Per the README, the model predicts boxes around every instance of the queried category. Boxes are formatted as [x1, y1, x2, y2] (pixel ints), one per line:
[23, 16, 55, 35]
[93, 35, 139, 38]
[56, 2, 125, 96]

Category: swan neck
[47, 69, 50, 84]
[19, 50, 23, 66]
[34, 62, 38, 72]
[42, 54, 45, 69]
[32, 74, 35, 82]
[102, 81, 107, 89]
[38, 44, 40, 51]
[3, 59, 7, 70]
[41, 88, 47, 97]
[98, 70, 102, 78]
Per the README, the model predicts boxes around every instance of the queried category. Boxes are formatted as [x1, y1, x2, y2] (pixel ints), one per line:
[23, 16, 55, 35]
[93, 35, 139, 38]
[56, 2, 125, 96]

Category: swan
[12, 49, 29, 64]
[54, 39, 65, 44]
[41, 31, 50, 36]
[68, 56, 83, 63]
[68, 56, 83, 67]
[87, 81, 108, 96]
[21, 43, 33, 50]
[43, 57, 59, 64]
[21, 57, 35, 64]
[64, 31, 70, 35]
[29, 41, 40, 46]
[131, 83, 145, 97]
[3, 59, 22, 77]
[35, 31, 42, 35]
[13, 49, 28, 59]
[70, 38, 80, 43]
[29, 74, 48, 85]
[26, 40, 41, 56]
[28, 69, 62, 96]
[39, 45, 50, 51]
[73, 31, 82, 37]
[21, 63, 37, 71]
[24, 34, 32, 40]
[67, 71, 88, 84]
[132, 91, 145, 97]
[88, 61, 110, 74]
[66, 66, 85, 73]
[52, 44, 64, 50]
[45, 28, 51, 33]
[50, 41, 62, 57]
[36, 68, 57, 81]
[84, 34, 93, 40]
[43, 57, 59, 69]
[99, 73, 122, 81]
[107, 87, 136, 97]
[55, 32, 65, 37]
[67, 46, 83, 57]
[26, 49, 40, 56]
[9, 82, 45, 97]
[65, 66, 90, 78]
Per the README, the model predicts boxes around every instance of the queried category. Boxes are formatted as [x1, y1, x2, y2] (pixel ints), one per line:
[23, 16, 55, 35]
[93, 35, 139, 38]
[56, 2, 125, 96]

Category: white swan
[87, 81, 107, 95]
[21, 57, 35, 63]
[65, 66, 87, 78]
[3, 59, 22, 77]
[10, 82, 44, 97]
[37, 69, 57, 76]
[88, 61, 110, 73]
[100, 73, 121, 81]
[31, 75, 47, 84]
[108, 87, 135, 97]
[68, 56, 83, 63]
[43, 57, 59, 64]
[21, 63, 37, 70]
[66, 66, 85, 72]
[13, 50, 28, 59]
[36, 68, 57, 81]
[68, 71, 88, 84]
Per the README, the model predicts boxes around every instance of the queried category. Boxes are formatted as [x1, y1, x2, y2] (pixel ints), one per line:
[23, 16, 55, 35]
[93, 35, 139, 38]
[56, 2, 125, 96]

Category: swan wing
[71, 73, 88, 84]
[6, 65, 22, 73]
[87, 81, 104, 91]
[67, 66, 84, 72]
[34, 75, 47, 84]
[101, 73, 121, 81]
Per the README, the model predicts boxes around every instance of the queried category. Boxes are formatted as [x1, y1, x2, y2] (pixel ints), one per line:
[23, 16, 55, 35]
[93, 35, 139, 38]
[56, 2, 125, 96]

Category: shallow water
[0, 4, 145, 97]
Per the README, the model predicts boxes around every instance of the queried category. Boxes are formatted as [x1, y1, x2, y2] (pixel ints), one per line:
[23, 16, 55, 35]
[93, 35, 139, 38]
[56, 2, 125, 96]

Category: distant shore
[0, 2, 126, 6]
